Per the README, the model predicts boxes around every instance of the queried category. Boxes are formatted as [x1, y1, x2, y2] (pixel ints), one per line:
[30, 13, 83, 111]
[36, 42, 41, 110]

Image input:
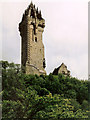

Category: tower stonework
[19, 2, 46, 75]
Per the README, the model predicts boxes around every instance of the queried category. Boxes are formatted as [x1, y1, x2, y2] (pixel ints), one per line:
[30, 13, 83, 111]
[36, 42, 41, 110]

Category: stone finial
[38, 10, 42, 19]
[30, 1, 33, 7]
[36, 7, 38, 14]
[39, 10, 41, 15]
[22, 13, 25, 20]
[34, 4, 35, 8]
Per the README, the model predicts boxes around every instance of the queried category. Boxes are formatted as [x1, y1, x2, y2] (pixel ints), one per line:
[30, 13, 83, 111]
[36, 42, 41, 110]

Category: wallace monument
[19, 2, 46, 75]
[19, 2, 70, 76]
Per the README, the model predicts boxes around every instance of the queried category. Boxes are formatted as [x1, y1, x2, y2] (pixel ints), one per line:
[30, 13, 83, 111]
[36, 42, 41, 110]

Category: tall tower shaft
[19, 2, 46, 75]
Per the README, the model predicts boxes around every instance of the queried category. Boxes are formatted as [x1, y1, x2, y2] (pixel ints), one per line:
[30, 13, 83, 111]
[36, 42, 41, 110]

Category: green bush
[1, 61, 89, 119]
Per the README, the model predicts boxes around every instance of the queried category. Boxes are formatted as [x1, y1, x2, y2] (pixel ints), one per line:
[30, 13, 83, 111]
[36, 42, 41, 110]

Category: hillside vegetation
[1, 61, 89, 119]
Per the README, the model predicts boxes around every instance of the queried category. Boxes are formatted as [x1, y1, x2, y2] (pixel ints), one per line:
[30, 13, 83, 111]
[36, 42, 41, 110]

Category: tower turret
[19, 2, 46, 75]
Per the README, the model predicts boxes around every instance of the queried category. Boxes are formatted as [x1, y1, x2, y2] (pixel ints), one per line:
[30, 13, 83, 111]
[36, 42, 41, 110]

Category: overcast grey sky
[0, 0, 88, 79]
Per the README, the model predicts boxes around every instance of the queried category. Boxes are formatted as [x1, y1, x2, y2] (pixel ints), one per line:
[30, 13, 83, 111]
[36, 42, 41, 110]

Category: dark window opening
[43, 58, 46, 68]
[34, 25, 36, 35]
[35, 37, 37, 42]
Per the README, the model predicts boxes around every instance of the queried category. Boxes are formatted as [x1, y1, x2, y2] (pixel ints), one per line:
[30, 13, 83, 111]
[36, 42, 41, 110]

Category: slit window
[35, 37, 37, 42]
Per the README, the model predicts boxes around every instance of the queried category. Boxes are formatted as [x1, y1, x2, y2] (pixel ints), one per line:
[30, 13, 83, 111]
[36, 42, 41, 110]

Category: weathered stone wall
[53, 63, 70, 76]
[58, 64, 70, 76]
[19, 2, 46, 75]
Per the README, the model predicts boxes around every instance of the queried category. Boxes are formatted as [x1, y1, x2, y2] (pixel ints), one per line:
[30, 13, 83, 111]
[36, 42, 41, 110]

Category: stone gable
[53, 63, 70, 76]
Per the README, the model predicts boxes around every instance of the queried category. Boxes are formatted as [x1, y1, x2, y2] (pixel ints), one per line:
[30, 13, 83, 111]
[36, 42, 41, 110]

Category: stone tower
[19, 2, 46, 75]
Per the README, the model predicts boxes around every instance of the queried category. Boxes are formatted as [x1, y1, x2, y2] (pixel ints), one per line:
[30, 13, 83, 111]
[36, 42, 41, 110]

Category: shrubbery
[1, 61, 89, 119]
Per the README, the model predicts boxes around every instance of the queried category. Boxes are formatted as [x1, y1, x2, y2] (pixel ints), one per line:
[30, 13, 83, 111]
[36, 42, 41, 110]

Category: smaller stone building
[53, 63, 70, 76]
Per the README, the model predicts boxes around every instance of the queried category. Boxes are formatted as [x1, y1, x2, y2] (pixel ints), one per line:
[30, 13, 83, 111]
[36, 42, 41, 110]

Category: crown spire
[30, 1, 33, 7]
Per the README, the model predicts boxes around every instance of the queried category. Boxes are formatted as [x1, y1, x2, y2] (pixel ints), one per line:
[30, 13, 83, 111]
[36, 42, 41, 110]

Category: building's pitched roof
[52, 63, 70, 76]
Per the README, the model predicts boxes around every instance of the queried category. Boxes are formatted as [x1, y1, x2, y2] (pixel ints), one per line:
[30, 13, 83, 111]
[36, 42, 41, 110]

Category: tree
[2, 61, 89, 119]
[1, 61, 9, 70]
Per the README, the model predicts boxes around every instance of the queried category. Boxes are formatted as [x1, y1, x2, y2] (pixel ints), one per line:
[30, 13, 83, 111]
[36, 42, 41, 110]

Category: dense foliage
[1, 61, 89, 119]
